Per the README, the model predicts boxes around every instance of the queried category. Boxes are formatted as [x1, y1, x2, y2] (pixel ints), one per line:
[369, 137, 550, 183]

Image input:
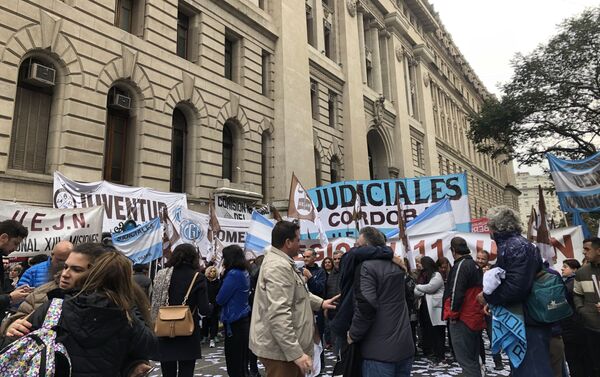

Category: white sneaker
[209, 340, 215, 348]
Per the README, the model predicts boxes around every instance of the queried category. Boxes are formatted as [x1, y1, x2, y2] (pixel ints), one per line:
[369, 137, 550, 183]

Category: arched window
[104, 86, 133, 184]
[9, 58, 55, 173]
[314, 149, 322, 187]
[222, 123, 234, 181]
[330, 156, 340, 183]
[261, 132, 272, 201]
[170, 108, 187, 193]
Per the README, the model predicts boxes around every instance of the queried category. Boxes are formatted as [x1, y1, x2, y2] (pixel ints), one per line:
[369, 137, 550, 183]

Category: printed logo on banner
[53, 189, 76, 209]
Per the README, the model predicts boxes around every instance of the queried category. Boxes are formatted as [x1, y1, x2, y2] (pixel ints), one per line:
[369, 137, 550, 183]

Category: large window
[9, 58, 54, 173]
[314, 149, 322, 187]
[222, 124, 234, 181]
[310, 80, 319, 120]
[327, 91, 336, 128]
[330, 156, 340, 183]
[170, 108, 187, 193]
[224, 31, 240, 82]
[115, 0, 143, 35]
[176, 12, 189, 59]
[411, 137, 425, 170]
[261, 132, 272, 201]
[104, 87, 132, 184]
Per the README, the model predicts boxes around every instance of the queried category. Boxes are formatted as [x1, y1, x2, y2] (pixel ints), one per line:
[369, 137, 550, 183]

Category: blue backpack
[526, 271, 573, 323]
[0, 298, 71, 376]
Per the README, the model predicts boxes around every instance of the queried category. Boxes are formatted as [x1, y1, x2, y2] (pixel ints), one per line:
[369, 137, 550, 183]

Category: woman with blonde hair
[23, 251, 158, 376]
[202, 265, 221, 348]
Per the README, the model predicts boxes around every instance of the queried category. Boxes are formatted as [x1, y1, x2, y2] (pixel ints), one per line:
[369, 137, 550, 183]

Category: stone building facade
[516, 172, 565, 227]
[0, 0, 518, 216]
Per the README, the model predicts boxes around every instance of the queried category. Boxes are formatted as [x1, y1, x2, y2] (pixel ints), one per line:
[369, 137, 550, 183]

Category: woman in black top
[151, 244, 211, 377]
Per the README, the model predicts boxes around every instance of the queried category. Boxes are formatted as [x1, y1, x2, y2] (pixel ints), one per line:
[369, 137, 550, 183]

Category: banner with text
[53, 172, 187, 232]
[547, 152, 600, 212]
[214, 194, 255, 220]
[305, 173, 470, 238]
[0, 202, 104, 256]
[173, 208, 250, 257]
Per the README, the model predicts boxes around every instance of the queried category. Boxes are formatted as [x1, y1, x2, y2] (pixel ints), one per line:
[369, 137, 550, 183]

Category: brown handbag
[154, 272, 199, 338]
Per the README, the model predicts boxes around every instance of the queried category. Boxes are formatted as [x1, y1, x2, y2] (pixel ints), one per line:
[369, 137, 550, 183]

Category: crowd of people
[0, 205, 598, 377]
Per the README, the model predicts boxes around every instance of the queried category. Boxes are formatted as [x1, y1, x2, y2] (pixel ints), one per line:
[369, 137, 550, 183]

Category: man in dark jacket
[0, 220, 30, 322]
[347, 226, 414, 376]
[573, 237, 600, 376]
[443, 236, 485, 377]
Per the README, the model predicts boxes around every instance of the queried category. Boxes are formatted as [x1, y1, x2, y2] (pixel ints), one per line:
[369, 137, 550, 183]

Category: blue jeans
[362, 357, 413, 377]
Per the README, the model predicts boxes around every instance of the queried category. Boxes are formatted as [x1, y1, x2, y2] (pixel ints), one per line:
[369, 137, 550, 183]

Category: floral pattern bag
[0, 298, 71, 376]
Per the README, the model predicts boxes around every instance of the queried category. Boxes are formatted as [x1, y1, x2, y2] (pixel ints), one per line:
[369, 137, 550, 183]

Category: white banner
[173, 209, 250, 257]
[214, 194, 254, 220]
[53, 172, 187, 232]
[549, 226, 584, 267]
[0, 202, 104, 257]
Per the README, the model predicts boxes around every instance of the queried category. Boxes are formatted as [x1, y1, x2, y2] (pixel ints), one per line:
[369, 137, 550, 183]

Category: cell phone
[139, 365, 157, 377]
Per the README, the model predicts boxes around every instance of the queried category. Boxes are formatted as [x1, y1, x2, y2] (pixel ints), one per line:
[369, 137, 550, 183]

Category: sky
[428, 0, 598, 175]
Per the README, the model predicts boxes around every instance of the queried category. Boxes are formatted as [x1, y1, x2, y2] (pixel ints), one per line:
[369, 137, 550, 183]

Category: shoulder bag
[154, 272, 199, 338]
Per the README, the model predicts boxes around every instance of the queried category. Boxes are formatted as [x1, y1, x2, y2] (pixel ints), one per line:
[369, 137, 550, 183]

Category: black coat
[29, 291, 158, 377]
[157, 265, 211, 362]
[349, 259, 415, 363]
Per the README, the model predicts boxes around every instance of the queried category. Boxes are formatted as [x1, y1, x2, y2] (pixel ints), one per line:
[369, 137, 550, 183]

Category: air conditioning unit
[27, 62, 56, 86]
[110, 93, 132, 110]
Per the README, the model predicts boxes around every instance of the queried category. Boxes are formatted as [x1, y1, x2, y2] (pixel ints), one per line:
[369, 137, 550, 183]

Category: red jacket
[442, 255, 486, 331]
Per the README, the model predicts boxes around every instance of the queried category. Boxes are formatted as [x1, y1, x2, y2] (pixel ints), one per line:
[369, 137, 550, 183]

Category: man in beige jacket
[249, 221, 338, 377]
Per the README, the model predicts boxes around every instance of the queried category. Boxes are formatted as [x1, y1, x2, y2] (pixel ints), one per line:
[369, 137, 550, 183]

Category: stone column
[387, 35, 414, 177]
[271, 0, 317, 200]
[357, 11, 367, 83]
[336, 1, 370, 179]
[367, 24, 383, 94]
[414, 61, 439, 175]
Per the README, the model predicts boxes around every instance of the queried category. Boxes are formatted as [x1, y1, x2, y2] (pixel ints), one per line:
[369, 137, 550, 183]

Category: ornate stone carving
[388, 167, 399, 179]
[423, 73, 431, 87]
[347, 0, 357, 17]
[373, 95, 385, 128]
[395, 47, 403, 62]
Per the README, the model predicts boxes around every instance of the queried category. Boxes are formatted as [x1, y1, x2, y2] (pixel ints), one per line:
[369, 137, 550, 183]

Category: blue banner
[547, 152, 600, 213]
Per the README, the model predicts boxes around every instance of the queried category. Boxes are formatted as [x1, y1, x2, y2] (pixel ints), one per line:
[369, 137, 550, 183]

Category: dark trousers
[449, 320, 482, 377]
[564, 337, 589, 377]
[201, 313, 220, 339]
[479, 319, 503, 366]
[160, 359, 196, 377]
[512, 326, 552, 377]
[586, 330, 600, 376]
[419, 301, 445, 360]
[224, 316, 250, 377]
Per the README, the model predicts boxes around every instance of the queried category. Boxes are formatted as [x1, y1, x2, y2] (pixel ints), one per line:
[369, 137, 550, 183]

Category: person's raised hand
[293, 353, 312, 375]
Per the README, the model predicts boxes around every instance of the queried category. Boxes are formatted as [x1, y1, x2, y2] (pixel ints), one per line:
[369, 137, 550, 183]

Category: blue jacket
[216, 268, 251, 328]
[17, 259, 52, 288]
[483, 231, 543, 325]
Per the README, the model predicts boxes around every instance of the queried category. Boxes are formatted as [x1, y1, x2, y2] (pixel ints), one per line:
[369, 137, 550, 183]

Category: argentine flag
[245, 211, 275, 255]
[112, 217, 163, 264]
[386, 198, 456, 239]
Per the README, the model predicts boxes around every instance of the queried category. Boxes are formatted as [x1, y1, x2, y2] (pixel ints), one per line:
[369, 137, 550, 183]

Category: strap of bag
[182, 272, 199, 306]
[42, 298, 64, 329]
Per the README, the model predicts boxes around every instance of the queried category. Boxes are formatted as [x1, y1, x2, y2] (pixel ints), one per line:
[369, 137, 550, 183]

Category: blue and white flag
[244, 211, 274, 255]
[547, 152, 600, 213]
[386, 198, 456, 239]
[112, 217, 163, 264]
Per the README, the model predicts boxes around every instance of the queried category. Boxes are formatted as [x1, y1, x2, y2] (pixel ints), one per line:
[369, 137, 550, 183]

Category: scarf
[150, 267, 174, 322]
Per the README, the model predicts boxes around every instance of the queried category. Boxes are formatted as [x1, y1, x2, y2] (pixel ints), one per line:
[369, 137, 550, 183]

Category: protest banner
[549, 225, 585, 266]
[0, 201, 104, 257]
[306, 173, 470, 238]
[214, 194, 254, 220]
[471, 218, 489, 233]
[173, 208, 250, 257]
[112, 217, 163, 265]
[53, 172, 187, 232]
[547, 152, 600, 212]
